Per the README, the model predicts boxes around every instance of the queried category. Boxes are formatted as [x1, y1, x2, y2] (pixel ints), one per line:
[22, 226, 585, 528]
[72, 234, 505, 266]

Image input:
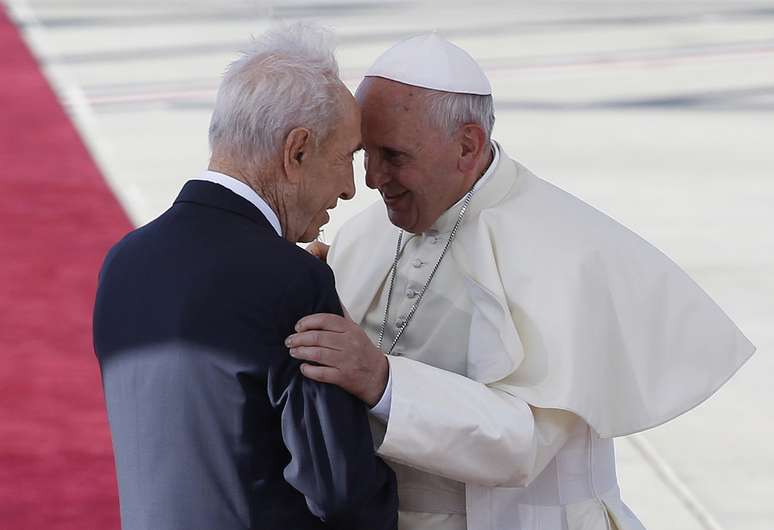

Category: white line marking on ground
[627, 434, 727, 530]
[5, 0, 146, 226]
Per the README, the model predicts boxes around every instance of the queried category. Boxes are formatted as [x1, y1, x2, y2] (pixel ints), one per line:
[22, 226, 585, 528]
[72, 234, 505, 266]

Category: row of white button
[389, 231, 444, 353]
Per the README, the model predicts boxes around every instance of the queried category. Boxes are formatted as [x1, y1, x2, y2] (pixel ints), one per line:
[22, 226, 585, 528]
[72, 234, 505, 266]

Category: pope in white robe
[286, 34, 755, 530]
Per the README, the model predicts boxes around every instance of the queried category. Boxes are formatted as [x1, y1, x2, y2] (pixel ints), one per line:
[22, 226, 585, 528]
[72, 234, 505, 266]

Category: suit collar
[174, 180, 279, 236]
[195, 171, 283, 236]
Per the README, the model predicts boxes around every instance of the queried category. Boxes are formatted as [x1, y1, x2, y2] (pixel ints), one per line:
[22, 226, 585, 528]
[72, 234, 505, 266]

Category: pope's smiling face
[356, 77, 474, 234]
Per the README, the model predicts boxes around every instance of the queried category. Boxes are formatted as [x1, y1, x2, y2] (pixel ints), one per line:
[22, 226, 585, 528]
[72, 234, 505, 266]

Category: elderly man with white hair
[287, 34, 756, 529]
[94, 25, 398, 530]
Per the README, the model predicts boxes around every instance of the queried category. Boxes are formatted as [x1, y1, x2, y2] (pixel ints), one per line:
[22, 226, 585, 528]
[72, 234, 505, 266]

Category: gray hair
[208, 23, 344, 167]
[421, 90, 495, 141]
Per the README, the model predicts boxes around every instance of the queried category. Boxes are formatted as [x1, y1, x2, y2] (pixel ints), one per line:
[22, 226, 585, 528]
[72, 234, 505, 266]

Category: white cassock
[328, 143, 755, 530]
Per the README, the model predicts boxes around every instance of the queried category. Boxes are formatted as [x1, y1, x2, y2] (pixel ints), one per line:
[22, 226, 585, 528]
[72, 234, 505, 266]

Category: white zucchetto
[364, 33, 492, 95]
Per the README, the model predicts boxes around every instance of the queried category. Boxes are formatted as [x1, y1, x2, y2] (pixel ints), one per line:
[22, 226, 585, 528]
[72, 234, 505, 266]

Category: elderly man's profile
[93, 24, 397, 530]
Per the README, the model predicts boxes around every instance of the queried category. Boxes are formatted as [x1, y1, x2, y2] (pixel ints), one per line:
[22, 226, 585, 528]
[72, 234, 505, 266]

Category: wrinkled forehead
[357, 77, 431, 111]
[356, 77, 432, 136]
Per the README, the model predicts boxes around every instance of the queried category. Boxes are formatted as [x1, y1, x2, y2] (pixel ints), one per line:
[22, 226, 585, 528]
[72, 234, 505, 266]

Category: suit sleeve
[267, 264, 398, 530]
[374, 355, 579, 487]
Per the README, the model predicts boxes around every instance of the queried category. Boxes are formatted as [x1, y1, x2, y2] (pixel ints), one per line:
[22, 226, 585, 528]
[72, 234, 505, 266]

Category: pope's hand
[305, 241, 330, 262]
[286, 314, 389, 407]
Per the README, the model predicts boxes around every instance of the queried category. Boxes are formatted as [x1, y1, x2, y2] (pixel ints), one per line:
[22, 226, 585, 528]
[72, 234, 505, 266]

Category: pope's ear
[458, 123, 487, 173]
[283, 127, 311, 180]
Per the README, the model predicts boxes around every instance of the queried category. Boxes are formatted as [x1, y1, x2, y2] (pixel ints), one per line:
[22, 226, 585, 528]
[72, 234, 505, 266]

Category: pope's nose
[365, 165, 389, 190]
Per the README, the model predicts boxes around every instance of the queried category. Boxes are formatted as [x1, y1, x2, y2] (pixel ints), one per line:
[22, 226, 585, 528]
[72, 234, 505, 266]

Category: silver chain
[377, 188, 475, 355]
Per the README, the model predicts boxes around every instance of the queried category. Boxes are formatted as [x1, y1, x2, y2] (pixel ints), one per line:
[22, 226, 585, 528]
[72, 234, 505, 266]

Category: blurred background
[1, 1, 772, 529]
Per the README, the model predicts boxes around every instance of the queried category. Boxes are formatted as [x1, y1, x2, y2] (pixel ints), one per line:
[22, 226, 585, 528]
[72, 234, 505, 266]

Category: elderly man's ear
[458, 123, 488, 174]
[283, 127, 312, 180]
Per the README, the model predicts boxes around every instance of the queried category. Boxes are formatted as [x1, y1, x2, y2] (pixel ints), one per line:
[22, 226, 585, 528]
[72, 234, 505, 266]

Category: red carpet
[0, 7, 130, 529]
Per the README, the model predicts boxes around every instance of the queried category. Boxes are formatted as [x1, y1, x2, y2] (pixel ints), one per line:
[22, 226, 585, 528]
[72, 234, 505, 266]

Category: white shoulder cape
[329, 148, 755, 437]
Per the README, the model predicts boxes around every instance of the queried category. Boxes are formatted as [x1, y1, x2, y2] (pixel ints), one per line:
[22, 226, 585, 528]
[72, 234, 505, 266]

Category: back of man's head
[208, 23, 343, 170]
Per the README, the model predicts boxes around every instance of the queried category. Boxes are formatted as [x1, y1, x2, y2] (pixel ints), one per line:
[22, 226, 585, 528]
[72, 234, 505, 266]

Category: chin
[298, 231, 318, 244]
[387, 209, 420, 234]
[298, 224, 322, 243]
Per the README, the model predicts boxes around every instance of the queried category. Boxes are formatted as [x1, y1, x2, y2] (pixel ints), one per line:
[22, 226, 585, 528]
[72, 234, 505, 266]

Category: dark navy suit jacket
[93, 180, 398, 530]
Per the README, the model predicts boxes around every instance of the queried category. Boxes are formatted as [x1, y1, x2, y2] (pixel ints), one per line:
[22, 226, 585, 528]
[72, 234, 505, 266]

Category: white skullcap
[364, 33, 491, 95]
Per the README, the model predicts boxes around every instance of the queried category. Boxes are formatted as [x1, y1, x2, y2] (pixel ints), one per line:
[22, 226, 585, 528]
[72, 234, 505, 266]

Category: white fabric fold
[331, 145, 755, 438]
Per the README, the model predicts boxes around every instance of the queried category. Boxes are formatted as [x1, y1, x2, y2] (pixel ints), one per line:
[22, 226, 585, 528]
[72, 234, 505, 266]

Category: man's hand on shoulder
[286, 314, 389, 407]
[305, 241, 330, 263]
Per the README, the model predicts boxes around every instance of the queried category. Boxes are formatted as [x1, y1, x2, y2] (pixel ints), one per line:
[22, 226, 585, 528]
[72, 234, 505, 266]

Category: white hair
[208, 23, 343, 167]
[421, 90, 495, 141]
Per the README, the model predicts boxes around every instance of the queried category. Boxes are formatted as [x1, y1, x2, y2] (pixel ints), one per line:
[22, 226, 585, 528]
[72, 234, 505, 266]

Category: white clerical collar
[429, 141, 500, 234]
[473, 140, 500, 194]
[195, 170, 283, 237]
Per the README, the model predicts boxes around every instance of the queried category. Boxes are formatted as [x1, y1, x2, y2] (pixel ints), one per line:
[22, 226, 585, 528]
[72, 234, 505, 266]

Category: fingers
[295, 313, 348, 333]
[305, 241, 330, 262]
[299, 363, 340, 385]
[289, 346, 343, 366]
[286, 329, 344, 350]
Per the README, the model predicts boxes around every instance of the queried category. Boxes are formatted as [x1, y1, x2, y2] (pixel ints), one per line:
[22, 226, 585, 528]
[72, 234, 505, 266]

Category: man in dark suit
[93, 25, 398, 530]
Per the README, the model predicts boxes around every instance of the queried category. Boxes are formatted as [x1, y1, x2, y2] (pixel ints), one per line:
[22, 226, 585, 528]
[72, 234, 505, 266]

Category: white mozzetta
[328, 145, 754, 530]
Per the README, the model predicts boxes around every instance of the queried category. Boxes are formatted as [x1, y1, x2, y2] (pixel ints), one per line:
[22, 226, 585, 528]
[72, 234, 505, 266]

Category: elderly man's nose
[340, 175, 356, 201]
